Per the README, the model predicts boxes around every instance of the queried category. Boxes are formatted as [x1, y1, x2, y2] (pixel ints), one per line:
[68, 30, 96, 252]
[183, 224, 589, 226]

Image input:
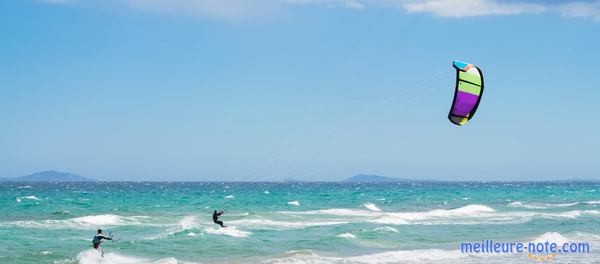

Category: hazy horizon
[1, 0, 599, 181]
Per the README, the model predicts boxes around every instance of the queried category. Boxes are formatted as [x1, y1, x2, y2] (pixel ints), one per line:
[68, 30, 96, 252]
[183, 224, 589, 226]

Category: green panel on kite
[459, 71, 481, 86]
[458, 81, 481, 95]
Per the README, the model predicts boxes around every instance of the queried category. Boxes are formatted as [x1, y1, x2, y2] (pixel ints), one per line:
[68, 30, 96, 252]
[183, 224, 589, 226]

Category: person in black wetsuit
[92, 229, 112, 257]
[213, 210, 226, 227]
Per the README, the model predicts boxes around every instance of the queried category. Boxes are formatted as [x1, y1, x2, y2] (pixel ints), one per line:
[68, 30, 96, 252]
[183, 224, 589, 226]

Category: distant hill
[0, 171, 93, 182]
[344, 174, 410, 183]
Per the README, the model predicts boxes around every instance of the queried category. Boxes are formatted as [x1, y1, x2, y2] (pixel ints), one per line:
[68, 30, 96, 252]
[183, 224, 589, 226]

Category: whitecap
[224, 195, 234, 199]
[372, 226, 399, 233]
[77, 249, 147, 264]
[227, 219, 348, 229]
[363, 203, 382, 212]
[263, 249, 467, 264]
[288, 200, 300, 206]
[509, 201, 580, 209]
[204, 226, 251, 238]
[337, 232, 356, 239]
[2, 214, 150, 229]
[17, 195, 40, 202]
[167, 215, 197, 235]
[529, 232, 570, 245]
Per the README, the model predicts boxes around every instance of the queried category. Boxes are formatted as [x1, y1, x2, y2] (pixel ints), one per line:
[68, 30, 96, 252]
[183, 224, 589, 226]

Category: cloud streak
[38, 0, 600, 21]
[403, 0, 546, 17]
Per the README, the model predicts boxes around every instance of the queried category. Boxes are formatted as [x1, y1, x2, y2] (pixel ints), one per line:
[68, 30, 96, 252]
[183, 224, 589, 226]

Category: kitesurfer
[92, 229, 112, 257]
[213, 210, 226, 227]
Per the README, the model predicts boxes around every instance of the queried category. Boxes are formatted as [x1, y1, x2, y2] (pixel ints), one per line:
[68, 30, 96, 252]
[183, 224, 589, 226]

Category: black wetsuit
[92, 234, 112, 249]
[213, 211, 225, 227]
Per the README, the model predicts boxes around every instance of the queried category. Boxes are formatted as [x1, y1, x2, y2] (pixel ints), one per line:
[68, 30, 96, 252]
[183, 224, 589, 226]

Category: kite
[448, 60, 484, 126]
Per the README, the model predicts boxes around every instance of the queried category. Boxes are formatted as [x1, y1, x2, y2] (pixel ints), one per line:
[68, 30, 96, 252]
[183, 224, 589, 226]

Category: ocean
[1, 181, 599, 264]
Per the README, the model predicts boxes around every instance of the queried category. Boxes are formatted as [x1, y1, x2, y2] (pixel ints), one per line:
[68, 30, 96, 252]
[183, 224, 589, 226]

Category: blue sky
[1, 0, 599, 181]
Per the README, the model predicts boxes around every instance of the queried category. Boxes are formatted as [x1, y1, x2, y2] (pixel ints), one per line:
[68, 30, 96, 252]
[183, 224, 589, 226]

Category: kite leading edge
[448, 60, 484, 126]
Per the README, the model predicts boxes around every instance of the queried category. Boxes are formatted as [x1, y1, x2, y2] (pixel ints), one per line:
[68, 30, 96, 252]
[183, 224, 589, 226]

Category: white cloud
[557, 1, 600, 21]
[285, 0, 366, 10]
[123, 0, 282, 19]
[36, 0, 600, 21]
[402, 0, 546, 17]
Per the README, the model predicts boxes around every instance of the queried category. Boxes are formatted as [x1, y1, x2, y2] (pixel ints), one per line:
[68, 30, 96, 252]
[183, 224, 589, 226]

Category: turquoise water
[1, 182, 599, 263]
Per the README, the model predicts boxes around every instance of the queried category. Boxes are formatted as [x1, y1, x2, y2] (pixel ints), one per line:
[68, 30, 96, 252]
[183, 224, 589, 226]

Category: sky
[0, 0, 599, 181]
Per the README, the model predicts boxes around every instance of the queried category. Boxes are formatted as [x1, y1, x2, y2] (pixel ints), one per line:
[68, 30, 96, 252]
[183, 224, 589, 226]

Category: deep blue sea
[1, 181, 599, 263]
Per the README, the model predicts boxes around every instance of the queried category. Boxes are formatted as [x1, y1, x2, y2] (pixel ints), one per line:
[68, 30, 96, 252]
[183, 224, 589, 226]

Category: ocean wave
[287, 200, 300, 206]
[585, 200, 600, 205]
[227, 219, 348, 229]
[1, 214, 152, 229]
[508, 201, 580, 209]
[279, 205, 599, 226]
[507, 201, 548, 209]
[371, 226, 399, 233]
[224, 195, 234, 199]
[529, 232, 570, 245]
[336, 232, 357, 239]
[76, 249, 200, 264]
[16, 195, 41, 203]
[363, 203, 382, 212]
[166, 215, 197, 235]
[263, 249, 467, 264]
[204, 226, 251, 238]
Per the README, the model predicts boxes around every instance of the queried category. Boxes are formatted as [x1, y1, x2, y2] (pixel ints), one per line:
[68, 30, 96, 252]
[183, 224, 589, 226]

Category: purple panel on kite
[451, 91, 479, 117]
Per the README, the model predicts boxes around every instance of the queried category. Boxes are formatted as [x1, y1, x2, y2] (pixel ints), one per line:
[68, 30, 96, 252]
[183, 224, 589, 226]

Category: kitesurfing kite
[448, 60, 484, 126]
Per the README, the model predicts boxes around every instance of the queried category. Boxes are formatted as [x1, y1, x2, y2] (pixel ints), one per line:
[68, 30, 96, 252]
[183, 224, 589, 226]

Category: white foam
[372, 226, 399, 233]
[3, 214, 150, 229]
[77, 249, 147, 264]
[17, 185, 32, 189]
[280, 205, 600, 225]
[224, 195, 234, 199]
[264, 249, 467, 264]
[530, 232, 570, 245]
[508, 201, 580, 209]
[204, 226, 251, 238]
[337, 232, 357, 239]
[363, 203, 382, 212]
[72, 214, 125, 226]
[287, 200, 300, 206]
[508, 201, 548, 209]
[585, 200, 600, 205]
[75, 249, 194, 264]
[227, 219, 348, 229]
[348, 249, 466, 263]
[166, 215, 197, 235]
[16, 195, 40, 202]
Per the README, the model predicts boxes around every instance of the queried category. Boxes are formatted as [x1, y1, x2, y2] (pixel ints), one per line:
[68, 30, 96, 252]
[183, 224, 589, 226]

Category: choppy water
[1, 181, 599, 263]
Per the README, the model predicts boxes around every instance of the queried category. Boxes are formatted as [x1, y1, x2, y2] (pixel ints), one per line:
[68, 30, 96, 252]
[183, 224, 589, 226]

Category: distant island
[0, 170, 94, 182]
[344, 174, 413, 182]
